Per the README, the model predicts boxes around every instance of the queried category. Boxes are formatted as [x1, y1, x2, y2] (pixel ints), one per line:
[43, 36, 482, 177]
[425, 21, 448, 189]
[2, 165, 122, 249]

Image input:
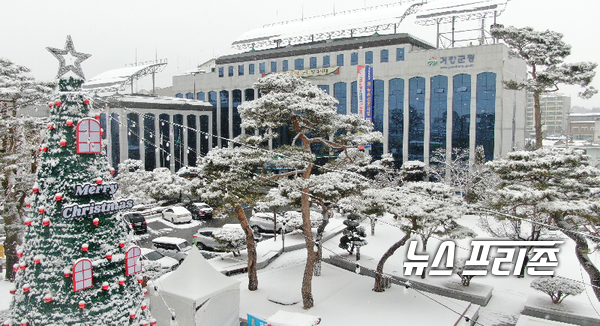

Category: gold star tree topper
[47, 35, 91, 80]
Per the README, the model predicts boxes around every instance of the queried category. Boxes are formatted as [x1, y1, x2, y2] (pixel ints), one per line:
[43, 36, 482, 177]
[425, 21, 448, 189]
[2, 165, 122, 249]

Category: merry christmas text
[62, 200, 134, 218]
[74, 183, 119, 196]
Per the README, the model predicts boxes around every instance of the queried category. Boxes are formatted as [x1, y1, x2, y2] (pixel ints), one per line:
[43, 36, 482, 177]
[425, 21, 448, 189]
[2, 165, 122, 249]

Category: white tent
[149, 247, 240, 326]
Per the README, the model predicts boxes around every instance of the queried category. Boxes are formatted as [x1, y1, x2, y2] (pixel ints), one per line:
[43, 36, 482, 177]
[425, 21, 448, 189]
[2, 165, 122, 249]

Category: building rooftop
[218, 32, 434, 65]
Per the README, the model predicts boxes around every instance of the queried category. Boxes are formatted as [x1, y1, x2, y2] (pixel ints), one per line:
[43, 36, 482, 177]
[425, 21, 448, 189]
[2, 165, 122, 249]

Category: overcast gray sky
[2, 0, 599, 107]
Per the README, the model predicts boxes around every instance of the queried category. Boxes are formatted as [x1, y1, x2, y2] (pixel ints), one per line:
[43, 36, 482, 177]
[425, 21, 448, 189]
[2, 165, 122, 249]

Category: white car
[151, 236, 193, 264]
[140, 248, 179, 271]
[186, 202, 214, 219]
[162, 206, 193, 224]
[249, 212, 288, 233]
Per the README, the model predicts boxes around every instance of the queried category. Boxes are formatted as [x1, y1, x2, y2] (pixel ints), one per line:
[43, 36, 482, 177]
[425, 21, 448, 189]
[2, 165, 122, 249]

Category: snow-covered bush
[339, 213, 367, 260]
[530, 277, 585, 304]
[213, 227, 246, 256]
[453, 258, 490, 286]
[282, 210, 323, 231]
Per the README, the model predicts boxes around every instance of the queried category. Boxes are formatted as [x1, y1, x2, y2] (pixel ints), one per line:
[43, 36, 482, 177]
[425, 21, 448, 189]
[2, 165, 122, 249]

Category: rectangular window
[573, 127, 579, 131]
[228, 66, 234, 77]
[295, 58, 304, 70]
[271, 61, 277, 73]
[218, 67, 224, 77]
[323, 55, 330, 68]
[337, 54, 344, 66]
[259, 62, 266, 74]
[396, 48, 405, 61]
[249, 64, 255, 75]
[310, 57, 317, 69]
[380, 49, 389, 63]
[365, 51, 373, 64]
[238, 65, 244, 76]
[283, 60, 289, 71]
[351, 52, 358, 65]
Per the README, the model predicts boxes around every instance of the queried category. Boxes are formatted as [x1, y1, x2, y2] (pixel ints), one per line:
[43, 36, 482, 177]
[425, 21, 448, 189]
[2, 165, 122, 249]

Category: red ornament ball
[119, 241, 125, 248]
[12, 264, 18, 272]
[42, 218, 50, 226]
[60, 140, 67, 147]
[81, 244, 89, 252]
[141, 303, 147, 310]
[48, 103, 53, 108]
[44, 294, 52, 303]
[9, 288, 16, 295]
[54, 101, 61, 107]
[84, 99, 90, 105]
[24, 218, 32, 227]
[16, 250, 23, 258]
[106, 252, 112, 260]
[55, 194, 63, 201]
[150, 319, 157, 326]
[42, 146, 48, 152]
[110, 169, 116, 175]
[78, 301, 85, 309]
[140, 321, 148, 326]
[21, 319, 28, 326]
[22, 284, 30, 293]
[95, 178, 103, 185]
[95, 114, 101, 120]
[32, 186, 39, 194]
[92, 218, 99, 226]
[64, 270, 71, 278]
[25, 203, 30, 208]
[102, 282, 109, 290]
[34, 258, 41, 265]
[19, 263, 26, 270]
[130, 312, 136, 319]
[38, 207, 45, 214]
[66, 120, 73, 127]
[119, 278, 126, 286]
[47, 123, 54, 130]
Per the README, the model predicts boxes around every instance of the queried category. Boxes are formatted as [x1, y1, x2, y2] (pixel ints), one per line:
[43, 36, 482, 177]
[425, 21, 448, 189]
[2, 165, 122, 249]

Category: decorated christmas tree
[7, 36, 150, 326]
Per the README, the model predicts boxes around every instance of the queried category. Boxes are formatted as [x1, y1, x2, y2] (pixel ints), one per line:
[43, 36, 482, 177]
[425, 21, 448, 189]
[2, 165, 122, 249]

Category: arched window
[73, 258, 93, 291]
[125, 246, 142, 276]
[76, 118, 102, 154]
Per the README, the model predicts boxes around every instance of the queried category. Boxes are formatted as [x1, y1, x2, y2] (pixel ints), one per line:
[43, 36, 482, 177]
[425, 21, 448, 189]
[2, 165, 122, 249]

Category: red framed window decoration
[73, 258, 93, 292]
[125, 246, 142, 276]
[76, 118, 102, 154]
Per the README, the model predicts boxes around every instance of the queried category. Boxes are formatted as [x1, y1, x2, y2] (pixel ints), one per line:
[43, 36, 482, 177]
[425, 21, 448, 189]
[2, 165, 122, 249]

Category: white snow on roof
[416, 0, 509, 22]
[82, 61, 167, 91]
[232, 1, 423, 49]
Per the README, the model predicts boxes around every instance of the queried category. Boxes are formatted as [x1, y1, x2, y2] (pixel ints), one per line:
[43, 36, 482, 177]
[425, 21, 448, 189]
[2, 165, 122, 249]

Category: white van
[151, 237, 192, 264]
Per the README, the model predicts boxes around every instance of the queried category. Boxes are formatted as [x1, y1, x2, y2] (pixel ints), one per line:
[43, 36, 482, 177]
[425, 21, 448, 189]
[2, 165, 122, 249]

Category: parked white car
[249, 212, 287, 233]
[151, 236, 192, 264]
[162, 206, 192, 224]
[140, 248, 179, 272]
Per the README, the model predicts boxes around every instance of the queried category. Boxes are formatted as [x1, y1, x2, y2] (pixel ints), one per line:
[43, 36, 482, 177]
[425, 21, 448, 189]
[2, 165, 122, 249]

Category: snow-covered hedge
[213, 227, 246, 256]
[530, 277, 585, 304]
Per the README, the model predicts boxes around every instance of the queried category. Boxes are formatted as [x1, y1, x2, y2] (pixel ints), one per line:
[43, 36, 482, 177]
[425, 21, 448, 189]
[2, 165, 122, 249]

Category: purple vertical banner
[365, 64, 373, 122]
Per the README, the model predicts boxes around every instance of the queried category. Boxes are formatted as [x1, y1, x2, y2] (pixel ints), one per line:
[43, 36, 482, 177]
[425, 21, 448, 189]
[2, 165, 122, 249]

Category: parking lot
[131, 208, 250, 249]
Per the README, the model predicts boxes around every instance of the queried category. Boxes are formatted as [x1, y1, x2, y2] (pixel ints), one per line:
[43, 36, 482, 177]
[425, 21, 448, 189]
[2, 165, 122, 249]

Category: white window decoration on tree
[72, 258, 93, 292]
[125, 246, 142, 276]
[76, 118, 102, 154]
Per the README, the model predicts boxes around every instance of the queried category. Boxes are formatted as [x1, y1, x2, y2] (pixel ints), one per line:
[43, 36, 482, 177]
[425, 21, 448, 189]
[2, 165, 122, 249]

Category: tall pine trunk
[236, 206, 258, 291]
[533, 90, 543, 149]
[373, 233, 410, 292]
[301, 183, 317, 309]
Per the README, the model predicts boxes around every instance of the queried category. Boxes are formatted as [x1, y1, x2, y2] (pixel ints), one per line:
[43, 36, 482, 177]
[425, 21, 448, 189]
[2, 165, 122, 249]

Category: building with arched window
[173, 31, 527, 165]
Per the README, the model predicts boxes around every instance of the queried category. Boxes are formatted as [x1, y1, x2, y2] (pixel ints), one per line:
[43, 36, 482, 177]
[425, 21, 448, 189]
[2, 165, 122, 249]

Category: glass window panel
[476, 72, 497, 161]
[389, 78, 404, 167]
[249, 64, 255, 75]
[365, 51, 373, 64]
[295, 58, 304, 70]
[337, 54, 344, 66]
[351, 52, 358, 65]
[381, 49, 389, 63]
[452, 74, 471, 151]
[283, 60, 289, 71]
[220, 90, 230, 148]
[334, 82, 347, 115]
[310, 57, 317, 69]
[396, 48, 405, 61]
[430, 76, 448, 159]
[271, 61, 277, 73]
[408, 77, 425, 161]
[323, 55, 330, 68]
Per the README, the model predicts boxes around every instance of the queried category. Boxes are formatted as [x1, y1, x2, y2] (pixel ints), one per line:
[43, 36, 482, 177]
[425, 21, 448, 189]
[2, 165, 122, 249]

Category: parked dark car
[185, 202, 214, 220]
[122, 212, 147, 234]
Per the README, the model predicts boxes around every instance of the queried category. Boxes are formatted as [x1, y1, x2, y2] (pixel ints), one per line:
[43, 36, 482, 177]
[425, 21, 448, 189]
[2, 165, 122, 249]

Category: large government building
[92, 0, 526, 172]
[172, 17, 526, 165]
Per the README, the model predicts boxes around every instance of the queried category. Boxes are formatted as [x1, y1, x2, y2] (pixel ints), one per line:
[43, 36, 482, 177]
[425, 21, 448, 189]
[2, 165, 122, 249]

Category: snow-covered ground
[1, 213, 599, 325]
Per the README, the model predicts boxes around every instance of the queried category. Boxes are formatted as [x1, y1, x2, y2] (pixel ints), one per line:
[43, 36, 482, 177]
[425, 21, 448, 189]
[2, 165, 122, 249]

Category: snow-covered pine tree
[237, 73, 382, 309]
[8, 36, 147, 326]
[491, 26, 597, 148]
[1, 58, 55, 282]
